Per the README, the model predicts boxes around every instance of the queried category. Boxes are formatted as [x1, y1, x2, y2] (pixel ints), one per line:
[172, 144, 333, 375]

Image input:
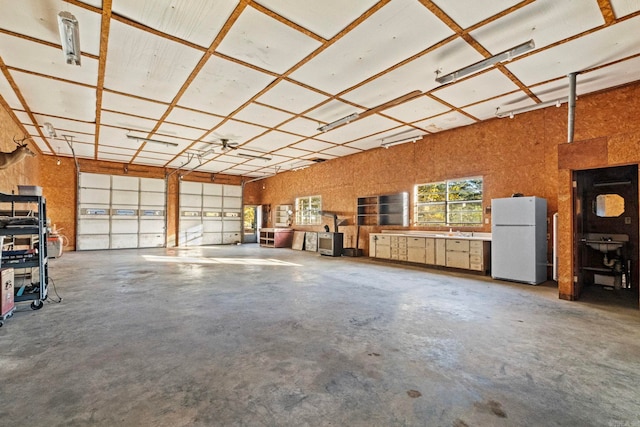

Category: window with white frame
[414, 177, 483, 226]
[295, 195, 322, 225]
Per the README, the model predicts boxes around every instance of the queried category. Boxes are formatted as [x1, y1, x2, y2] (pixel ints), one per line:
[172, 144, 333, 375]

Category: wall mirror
[595, 194, 625, 217]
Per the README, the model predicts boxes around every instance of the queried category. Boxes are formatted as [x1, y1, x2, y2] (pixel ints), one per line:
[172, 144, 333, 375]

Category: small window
[295, 195, 322, 225]
[415, 177, 483, 226]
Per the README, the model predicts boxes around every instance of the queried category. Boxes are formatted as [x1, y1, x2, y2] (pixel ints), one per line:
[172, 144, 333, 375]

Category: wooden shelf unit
[357, 192, 409, 226]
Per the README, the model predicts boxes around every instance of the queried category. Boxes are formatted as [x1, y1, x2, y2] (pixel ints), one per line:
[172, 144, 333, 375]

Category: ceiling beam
[94, 0, 112, 160]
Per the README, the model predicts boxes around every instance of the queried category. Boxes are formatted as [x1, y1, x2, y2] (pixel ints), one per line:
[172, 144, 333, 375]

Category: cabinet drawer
[407, 237, 426, 248]
[377, 235, 391, 245]
[469, 254, 483, 264]
[446, 239, 469, 252]
[470, 247, 483, 256]
[470, 240, 483, 249]
[469, 262, 483, 271]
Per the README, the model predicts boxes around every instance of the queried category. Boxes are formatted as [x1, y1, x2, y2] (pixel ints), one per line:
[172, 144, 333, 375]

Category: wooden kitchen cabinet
[369, 233, 490, 275]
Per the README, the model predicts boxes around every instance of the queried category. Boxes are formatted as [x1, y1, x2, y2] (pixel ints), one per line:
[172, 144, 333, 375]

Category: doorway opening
[574, 164, 639, 309]
[243, 205, 260, 244]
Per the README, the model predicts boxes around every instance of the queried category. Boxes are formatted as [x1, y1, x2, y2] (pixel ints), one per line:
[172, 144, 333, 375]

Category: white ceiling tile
[256, 80, 328, 113]
[97, 152, 134, 163]
[315, 115, 402, 145]
[30, 136, 52, 154]
[209, 119, 268, 144]
[305, 100, 362, 123]
[610, 0, 640, 18]
[242, 130, 302, 152]
[102, 91, 169, 119]
[320, 145, 360, 157]
[33, 114, 96, 135]
[383, 96, 451, 123]
[0, 0, 102, 55]
[216, 6, 322, 74]
[277, 117, 322, 137]
[431, 0, 521, 28]
[100, 110, 159, 131]
[346, 127, 425, 150]
[134, 156, 172, 167]
[343, 38, 483, 106]
[98, 126, 143, 150]
[156, 122, 207, 141]
[290, 0, 454, 94]
[471, 0, 604, 53]
[98, 145, 138, 156]
[0, 72, 23, 109]
[414, 111, 476, 133]
[165, 107, 223, 130]
[531, 56, 640, 102]
[179, 55, 275, 116]
[11, 71, 96, 121]
[254, 0, 379, 39]
[233, 103, 293, 128]
[272, 147, 312, 158]
[14, 110, 31, 124]
[463, 91, 536, 120]
[432, 69, 519, 107]
[291, 139, 335, 152]
[0, 34, 98, 86]
[506, 16, 640, 86]
[79, 1, 102, 7]
[235, 154, 288, 168]
[208, 153, 246, 165]
[301, 153, 336, 161]
[60, 140, 95, 158]
[112, 0, 238, 48]
[104, 20, 203, 102]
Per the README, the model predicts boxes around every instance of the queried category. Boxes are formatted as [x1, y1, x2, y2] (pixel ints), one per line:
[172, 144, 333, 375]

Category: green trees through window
[415, 177, 483, 226]
[295, 195, 322, 225]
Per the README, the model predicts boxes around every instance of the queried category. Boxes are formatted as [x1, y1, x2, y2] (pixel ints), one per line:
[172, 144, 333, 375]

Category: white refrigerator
[491, 196, 547, 285]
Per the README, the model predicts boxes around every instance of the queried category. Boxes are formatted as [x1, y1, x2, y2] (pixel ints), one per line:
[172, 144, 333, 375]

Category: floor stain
[452, 419, 469, 427]
[367, 352, 381, 357]
[474, 399, 507, 418]
[407, 390, 422, 398]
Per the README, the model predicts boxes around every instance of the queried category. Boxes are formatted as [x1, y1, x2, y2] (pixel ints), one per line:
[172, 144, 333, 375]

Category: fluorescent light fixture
[317, 112, 360, 132]
[126, 134, 179, 147]
[43, 122, 57, 138]
[238, 152, 272, 161]
[381, 134, 424, 149]
[495, 97, 567, 119]
[435, 39, 535, 85]
[57, 11, 81, 66]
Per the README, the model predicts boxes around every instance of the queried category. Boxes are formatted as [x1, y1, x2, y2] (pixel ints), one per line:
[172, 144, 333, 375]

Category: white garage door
[179, 182, 242, 246]
[77, 173, 166, 250]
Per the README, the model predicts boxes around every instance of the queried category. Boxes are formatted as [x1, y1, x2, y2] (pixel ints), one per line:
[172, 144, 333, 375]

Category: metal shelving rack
[0, 193, 48, 310]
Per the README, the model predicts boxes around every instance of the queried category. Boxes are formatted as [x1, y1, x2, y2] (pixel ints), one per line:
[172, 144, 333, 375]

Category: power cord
[46, 277, 63, 303]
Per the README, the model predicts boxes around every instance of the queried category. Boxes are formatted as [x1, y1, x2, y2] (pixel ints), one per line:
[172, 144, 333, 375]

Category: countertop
[376, 231, 492, 241]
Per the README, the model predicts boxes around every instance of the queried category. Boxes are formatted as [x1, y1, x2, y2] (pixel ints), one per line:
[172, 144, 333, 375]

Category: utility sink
[583, 233, 629, 253]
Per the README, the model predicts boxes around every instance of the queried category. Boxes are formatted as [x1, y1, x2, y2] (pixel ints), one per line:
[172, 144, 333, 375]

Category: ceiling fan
[209, 138, 239, 152]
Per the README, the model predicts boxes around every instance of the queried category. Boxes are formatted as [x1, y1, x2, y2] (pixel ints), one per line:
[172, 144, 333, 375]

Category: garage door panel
[223, 185, 241, 197]
[112, 219, 139, 234]
[78, 219, 110, 234]
[181, 181, 202, 194]
[139, 233, 164, 247]
[112, 175, 139, 191]
[77, 235, 109, 250]
[140, 219, 164, 233]
[222, 232, 241, 244]
[80, 173, 110, 189]
[140, 191, 164, 205]
[111, 234, 138, 249]
[140, 178, 164, 192]
[112, 190, 139, 205]
[203, 195, 223, 208]
[203, 183, 223, 196]
[180, 194, 202, 208]
[223, 220, 241, 232]
[203, 220, 223, 232]
[203, 233, 222, 245]
[79, 188, 110, 204]
[77, 174, 165, 250]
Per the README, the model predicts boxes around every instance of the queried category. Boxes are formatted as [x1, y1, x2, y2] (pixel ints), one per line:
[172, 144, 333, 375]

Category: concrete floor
[1, 244, 639, 427]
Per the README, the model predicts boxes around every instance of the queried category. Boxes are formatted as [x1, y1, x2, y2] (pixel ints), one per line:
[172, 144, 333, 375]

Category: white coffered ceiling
[0, 0, 639, 177]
